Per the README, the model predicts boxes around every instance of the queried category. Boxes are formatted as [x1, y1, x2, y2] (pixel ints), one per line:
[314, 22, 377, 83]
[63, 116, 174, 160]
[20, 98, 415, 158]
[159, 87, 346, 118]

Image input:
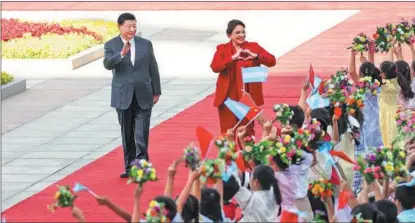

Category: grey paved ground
[1, 77, 215, 211]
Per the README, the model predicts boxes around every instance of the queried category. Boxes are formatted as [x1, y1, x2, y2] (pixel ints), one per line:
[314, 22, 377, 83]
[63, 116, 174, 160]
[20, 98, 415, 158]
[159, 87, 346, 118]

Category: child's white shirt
[290, 152, 313, 199]
[233, 173, 279, 222]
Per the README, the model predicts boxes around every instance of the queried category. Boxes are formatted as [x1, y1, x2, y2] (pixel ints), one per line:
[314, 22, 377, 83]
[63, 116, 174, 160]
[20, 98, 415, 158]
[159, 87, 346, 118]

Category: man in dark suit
[103, 13, 161, 178]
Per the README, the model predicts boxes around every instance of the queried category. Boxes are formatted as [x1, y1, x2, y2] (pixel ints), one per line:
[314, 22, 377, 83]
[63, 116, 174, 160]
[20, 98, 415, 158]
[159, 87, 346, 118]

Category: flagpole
[232, 118, 244, 132]
[243, 109, 263, 128]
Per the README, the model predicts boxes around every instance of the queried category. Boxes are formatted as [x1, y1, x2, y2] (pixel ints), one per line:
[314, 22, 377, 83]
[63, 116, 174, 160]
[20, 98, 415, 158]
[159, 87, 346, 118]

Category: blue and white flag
[223, 98, 250, 120]
[307, 93, 330, 109]
[222, 162, 237, 182]
[311, 77, 323, 94]
[73, 182, 97, 197]
[242, 66, 268, 84]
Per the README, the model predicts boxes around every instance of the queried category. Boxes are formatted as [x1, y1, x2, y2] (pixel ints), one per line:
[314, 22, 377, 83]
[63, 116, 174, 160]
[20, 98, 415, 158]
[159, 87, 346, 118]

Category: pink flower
[374, 173, 380, 179]
[353, 165, 361, 171]
[374, 166, 381, 172]
[396, 120, 403, 125]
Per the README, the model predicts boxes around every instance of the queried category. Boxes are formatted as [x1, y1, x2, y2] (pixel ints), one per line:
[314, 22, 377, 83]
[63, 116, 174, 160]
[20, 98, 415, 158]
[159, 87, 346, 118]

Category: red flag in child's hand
[196, 126, 213, 159]
[330, 150, 354, 164]
[334, 106, 342, 119]
[330, 166, 341, 185]
[280, 210, 299, 223]
[235, 152, 246, 172]
[309, 64, 315, 88]
[338, 190, 353, 209]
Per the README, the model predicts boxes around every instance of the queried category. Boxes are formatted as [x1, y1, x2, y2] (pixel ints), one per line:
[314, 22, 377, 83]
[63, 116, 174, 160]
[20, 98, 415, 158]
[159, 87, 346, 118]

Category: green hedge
[1, 71, 15, 85]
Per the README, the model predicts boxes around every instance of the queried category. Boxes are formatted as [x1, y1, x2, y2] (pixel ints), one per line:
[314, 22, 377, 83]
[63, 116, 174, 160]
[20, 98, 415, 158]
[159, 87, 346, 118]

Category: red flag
[280, 210, 299, 223]
[309, 64, 315, 88]
[235, 153, 246, 172]
[330, 166, 341, 185]
[334, 106, 342, 118]
[330, 150, 354, 164]
[239, 91, 257, 107]
[245, 107, 262, 122]
[196, 126, 213, 159]
[338, 190, 353, 209]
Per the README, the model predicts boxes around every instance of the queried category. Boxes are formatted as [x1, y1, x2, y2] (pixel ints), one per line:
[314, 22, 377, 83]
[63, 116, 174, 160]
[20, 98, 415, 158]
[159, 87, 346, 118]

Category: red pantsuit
[210, 41, 276, 135]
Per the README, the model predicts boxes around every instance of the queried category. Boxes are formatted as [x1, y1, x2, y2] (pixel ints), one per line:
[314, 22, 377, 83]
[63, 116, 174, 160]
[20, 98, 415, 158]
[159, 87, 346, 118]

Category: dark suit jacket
[103, 36, 161, 110]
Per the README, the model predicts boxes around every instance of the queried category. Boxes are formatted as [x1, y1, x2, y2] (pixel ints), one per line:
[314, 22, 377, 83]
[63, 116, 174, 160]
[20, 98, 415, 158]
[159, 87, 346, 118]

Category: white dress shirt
[120, 36, 135, 66]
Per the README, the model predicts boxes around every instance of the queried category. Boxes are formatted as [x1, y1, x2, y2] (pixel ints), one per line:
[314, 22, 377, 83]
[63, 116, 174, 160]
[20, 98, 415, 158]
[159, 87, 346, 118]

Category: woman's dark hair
[396, 60, 415, 101]
[380, 61, 397, 79]
[375, 199, 398, 223]
[181, 195, 199, 223]
[201, 188, 223, 222]
[360, 62, 383, 84]
[395, 182, 415, 210]
[226, 19, 245, 36]
[153, 196, 177, 221]
[351, 203, 387, 223]
[117, 13, 136, 25]
[310, 108, 331, 132]
[252, 164, 282, 206]
[289, 105, 305, 128]
[223, 175, 240, 202]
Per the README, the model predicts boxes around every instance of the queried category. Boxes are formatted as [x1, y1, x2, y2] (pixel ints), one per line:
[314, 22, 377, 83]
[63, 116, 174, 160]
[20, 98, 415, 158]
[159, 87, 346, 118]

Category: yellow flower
[150, 173, 156, 180]
[276, 142, 283, 147]
[54, 191, 61, 200]
[385, 164, 394, 173]
[279, 147, 287, 153]
[149, 200, 157, 208]
[399, 151, 405, 158]
[137, 169, 144, 178]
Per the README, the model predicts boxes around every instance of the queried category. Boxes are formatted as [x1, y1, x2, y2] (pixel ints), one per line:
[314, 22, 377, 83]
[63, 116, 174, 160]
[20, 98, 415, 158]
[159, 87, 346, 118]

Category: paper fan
[311, 150, 332, 180]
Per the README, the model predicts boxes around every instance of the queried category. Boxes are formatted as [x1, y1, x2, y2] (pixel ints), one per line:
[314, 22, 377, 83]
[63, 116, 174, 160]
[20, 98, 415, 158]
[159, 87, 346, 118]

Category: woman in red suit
[210, 19, 276, 135]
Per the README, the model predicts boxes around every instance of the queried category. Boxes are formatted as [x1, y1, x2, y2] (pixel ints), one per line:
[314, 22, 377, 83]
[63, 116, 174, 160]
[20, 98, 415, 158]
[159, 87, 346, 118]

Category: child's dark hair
[289, 105, 305, 128]
[179, 195, 199, 223]
[395, 183, 415, 210]
[252, 164, 282, 206]
[272, 151, 302, 170]
[223, 175, 239, 202]
[396, 60, 415, 101]
[351, 203, 387, 223]
[201, 188, 223, 222]
[153, 196, 178, 221]
[310, 108, 331, 132]
[307, 189, 329, 222]
[360, 62, 383, 84]
[380, 61, 397, 79]
[375, 199, 398, 223]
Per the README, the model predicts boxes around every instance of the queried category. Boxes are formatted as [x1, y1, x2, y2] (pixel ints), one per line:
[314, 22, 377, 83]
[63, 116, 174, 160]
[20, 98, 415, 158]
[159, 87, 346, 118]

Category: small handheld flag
[242, 66, 268, 84]
[73, 182, 97, 197]
[309, 64, 315, 88]
[196, 126, 213, 159]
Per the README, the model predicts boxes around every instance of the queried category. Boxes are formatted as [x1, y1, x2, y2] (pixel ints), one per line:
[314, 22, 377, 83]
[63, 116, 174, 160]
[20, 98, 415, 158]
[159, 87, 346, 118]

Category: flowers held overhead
[200, 159, 225, 184]
[47, 185, 77, 213]
[364, 146, 408, 182]
[347, 33, 370, 53]
[309, 178, 334, 198]
[273, 104, 294, 125]
[319, 68, 354, 106]
[395, 108, 415, 139]
[373, 26, 393, 53]
[183, 143, 201, 171]
[215, 136, 238, 165]
[127, 159, 157, 185]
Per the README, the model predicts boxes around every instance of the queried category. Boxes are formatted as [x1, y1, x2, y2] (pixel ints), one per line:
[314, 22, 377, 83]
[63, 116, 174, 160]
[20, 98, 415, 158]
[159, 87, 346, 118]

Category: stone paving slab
[1, 77, 216, 211]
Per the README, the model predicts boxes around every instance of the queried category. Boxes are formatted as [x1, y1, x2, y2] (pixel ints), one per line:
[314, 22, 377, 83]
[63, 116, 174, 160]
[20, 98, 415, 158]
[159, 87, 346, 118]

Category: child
[375, 199, 398, 223]
[349, 50, 384, 194]
[222, 175, 239, 221]
[379, 60, 400, 147]
[395, 183, 415, 222]
[396, 60, 415, 108]
[200, 188, 230, 222]
[233, 164, 282, 222]
[351, 203, 387, 223]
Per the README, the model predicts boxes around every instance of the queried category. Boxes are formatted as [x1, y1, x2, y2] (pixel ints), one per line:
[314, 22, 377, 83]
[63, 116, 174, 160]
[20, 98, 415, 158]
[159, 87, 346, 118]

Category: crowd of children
[56, 24, 415, 223]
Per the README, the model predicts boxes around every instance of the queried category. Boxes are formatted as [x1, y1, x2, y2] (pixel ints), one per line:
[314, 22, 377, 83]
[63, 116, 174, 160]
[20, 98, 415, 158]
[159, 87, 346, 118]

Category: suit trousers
[116, 93, 152, 171]
[218, 103, 255, 136]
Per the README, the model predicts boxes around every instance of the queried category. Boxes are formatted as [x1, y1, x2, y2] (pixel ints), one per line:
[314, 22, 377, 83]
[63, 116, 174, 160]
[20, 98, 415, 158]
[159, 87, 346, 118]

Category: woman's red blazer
[210, 41, 276, 107]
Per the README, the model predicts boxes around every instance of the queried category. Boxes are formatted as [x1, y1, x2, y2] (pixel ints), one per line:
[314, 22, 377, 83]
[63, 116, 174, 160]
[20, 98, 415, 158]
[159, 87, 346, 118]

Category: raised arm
[176, 170, 200, 214]
[210, 45, 234, 73]
[164, 159, 182, 198]
[368, 40, 375, 64]
[394, 44, 404, 61]
[252, 43, 276, 67]
[149, 41, 161, 96]
[131, 185, 143, 223]
[95, 196, 131, 222]
[103, 42, 124, 70]
[298, 77, 310, 113]
[349, 50, 360, 83]
[409, 43, 415, 61]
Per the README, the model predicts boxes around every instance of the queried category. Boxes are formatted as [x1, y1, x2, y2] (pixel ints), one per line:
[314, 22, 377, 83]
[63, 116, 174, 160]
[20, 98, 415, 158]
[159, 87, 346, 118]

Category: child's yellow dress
[379, 78, 399, 146]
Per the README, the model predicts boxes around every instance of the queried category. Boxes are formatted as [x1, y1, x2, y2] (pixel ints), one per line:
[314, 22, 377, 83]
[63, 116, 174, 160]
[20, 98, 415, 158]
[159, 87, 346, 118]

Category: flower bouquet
[183, 143, 201, 171]
[242, 140, 274, 165]
[145, 200, 170, 223]
[373, 26, 393, 53]
[309, 178, 334, 198]
[272, 134, 303, 166]
[243, 135, 255, 146]
[301, 118, 324, 143]
[215, 136, 238, 165]
[273, 104, 294, 125]
[353, 156, 384, 184]
[356, 76, 381, 96]
[200, 159, 225, 184]
[319, 69, 354, 107]
[127, 159, 157, 185]
[47, 185, 77, 213]
[395, 108, 415, 140]
[347, 33, 370, 53]
[394, 19, 414, 44]
[346, 91, 365, 116]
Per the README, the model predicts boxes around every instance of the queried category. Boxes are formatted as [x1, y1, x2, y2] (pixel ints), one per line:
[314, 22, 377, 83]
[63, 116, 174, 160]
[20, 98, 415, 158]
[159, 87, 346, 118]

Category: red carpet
[2, 75, 306, 222]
